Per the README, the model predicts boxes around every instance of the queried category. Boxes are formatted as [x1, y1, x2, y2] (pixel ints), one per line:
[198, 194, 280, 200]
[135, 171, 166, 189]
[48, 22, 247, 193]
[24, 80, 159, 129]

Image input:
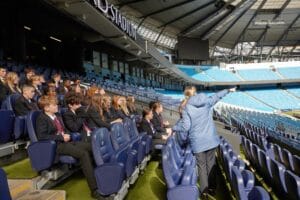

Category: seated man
[0, 67, 8, 104]
[139, 108, 172, 149]
[14, 85, 39, 116]
[62, 93, 91, 142]
[36, 95, 102, 199]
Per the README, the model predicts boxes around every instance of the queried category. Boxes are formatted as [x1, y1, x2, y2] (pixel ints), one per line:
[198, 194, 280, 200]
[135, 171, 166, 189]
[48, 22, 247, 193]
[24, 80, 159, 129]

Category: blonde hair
[38, 95, 58, 110]
[119, 96, 129, 116]
[184, 86, 196, 99]
[6, 72, 20, 93]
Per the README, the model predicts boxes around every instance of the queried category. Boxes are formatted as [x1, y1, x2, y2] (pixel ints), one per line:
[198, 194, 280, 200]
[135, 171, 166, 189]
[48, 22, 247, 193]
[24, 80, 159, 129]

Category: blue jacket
[172, 89, 229, 153]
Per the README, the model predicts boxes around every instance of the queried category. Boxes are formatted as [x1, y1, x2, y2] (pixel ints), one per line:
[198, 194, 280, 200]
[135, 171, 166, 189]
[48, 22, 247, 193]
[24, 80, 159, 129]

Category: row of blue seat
[162, 136, 198, 200]
[241, 135, 300, 199]
[243, 126, 300, 176]
[26, 110, 152, 198]
[219, 137, 270, 200]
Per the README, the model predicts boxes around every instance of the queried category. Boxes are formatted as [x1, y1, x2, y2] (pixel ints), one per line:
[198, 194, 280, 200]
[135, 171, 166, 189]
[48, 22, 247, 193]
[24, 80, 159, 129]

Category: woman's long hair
[6, 72, 21, 93]
[87, 93, 104, 120]
[127, 96, 136, 113]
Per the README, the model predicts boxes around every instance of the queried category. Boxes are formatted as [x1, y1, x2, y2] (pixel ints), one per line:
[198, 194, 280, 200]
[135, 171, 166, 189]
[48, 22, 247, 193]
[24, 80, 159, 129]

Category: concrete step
[8, 179, 66, 200]
[8, 179, 34, 199]
[16, 190, 66, 200]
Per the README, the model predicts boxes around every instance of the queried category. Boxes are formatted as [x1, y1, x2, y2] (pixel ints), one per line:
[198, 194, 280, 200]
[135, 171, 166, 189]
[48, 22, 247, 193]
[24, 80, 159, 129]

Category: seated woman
[151, 102, 171, 134]
[119, 96, 130, 118]
[127, 96, 138, 115]
[6, 72, 21, 95]
[139, 108, 172, 148]
[102, 95, 123, 124]
[86, 94, 121, 130]
[110, 95, 128, 120]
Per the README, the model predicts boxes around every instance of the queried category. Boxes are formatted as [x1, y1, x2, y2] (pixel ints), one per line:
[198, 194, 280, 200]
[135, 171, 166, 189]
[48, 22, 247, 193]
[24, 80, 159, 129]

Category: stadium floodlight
[24, 26, 31, 31]
[49, 36, 62, 43]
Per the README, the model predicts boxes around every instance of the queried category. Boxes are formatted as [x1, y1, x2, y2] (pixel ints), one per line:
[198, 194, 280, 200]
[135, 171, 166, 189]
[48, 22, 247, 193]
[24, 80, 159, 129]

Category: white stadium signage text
[91, 0, 137, 40]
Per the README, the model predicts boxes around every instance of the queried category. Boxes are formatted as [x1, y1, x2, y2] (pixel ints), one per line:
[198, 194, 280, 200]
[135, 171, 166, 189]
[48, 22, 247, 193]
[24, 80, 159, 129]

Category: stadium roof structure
[110, 0, 300, 62]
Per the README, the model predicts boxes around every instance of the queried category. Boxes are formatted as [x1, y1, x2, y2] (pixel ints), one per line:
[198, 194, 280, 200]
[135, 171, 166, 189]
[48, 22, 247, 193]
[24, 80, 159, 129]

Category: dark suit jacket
[151, 111, 165, 133]
[110, 107, 127, 120]
[13, 95, 39, 116]
[86, 106, 111, 130]
[36, 112, 66, 142]
[139, 118, 161, 139]
[0, 80, 8, 103]
[62, 107, 87, 134]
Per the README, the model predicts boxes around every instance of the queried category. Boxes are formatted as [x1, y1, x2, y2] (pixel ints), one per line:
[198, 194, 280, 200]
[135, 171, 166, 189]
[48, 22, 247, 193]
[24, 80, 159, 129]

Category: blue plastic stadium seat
[269, 159, 287, 195]
[162, 146, 198, 200]
[123, 118, 146, 164]
[281, 148, 294, 171]
[91, 128, 127, 196]
[292, 155, 300, 176]
[0, 168, 11, 200]
[26, 111, 77, 172]
[110, 123, 138, 177]
[0, 110, 14, 143]
[284, 170, 300, 200]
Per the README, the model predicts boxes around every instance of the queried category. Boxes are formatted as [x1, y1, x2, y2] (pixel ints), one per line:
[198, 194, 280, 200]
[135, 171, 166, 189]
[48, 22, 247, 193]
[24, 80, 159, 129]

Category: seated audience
[19, 67, 35, 86]
[127, 96, 138, 115]
[58, 79, 71, 95]
[119, 96, 130, 118]
[36, 95, 102, 199]
[139, 108, 171, 147]
[110, 95, 127, 120]
[101, 95, 122, 124]
[86, 94, 121, 129]
[151, 102, 171, 134]
[6, 72, 21, 95]
[63, 93, 91, 142]
[14, 85, 39, 116]
[30, 75, 43, 98]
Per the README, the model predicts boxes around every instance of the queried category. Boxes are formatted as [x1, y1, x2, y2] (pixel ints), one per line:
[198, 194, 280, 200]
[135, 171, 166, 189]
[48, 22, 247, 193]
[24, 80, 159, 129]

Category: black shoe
[207, 188, 216, 196]
[91, 190, 104, 200]
[200, 192, 208, 200]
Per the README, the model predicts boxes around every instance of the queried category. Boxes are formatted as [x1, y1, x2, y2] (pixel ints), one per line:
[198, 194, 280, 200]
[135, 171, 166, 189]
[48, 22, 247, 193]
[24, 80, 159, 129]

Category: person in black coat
[36, 95, 102, 199]
[139, 108, 171, 147]
[62, 93, 91, 142]
[13, 85, 39, 116]
[86, 94, 122, 130]
[0, 67, 8, 104]
[151, 102, 171, 134]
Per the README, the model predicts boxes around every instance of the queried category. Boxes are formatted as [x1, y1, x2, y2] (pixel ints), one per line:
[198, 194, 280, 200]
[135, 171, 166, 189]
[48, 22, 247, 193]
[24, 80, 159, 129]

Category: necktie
[53, 117, 64, 135]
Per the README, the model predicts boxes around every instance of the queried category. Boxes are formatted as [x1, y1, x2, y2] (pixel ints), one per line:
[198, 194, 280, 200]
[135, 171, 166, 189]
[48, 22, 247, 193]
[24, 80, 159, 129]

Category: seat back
[0, 110, 14, 143]
[162, 146, 182, 189]
[26, 110, 42, 142]
[0, 168, 11, 200]
[285, 170, 300, 200]
[91, 128, 115, 166]
[292, 155, 300, 176]
[258, 150, 271, 180]
[281, 148, 292, 170]
[270, 159, 287, 193]
[231, 166, 247, 200]
[273, 144, 283, 162]
[248, 186, 270, 200]
[123, 118, 138, 141]
[110, 123, 130, 151]
[8, 94, 21, 111]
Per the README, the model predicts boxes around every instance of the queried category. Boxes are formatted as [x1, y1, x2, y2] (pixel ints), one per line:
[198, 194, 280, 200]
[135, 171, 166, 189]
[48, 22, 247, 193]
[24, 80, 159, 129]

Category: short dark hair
[149, 101, 157, 109]
[65, 93, 82, 106]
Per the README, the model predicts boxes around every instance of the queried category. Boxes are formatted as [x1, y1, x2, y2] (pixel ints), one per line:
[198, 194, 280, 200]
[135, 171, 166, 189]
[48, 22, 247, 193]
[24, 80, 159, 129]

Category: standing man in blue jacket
[172, 86, 236, 198]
